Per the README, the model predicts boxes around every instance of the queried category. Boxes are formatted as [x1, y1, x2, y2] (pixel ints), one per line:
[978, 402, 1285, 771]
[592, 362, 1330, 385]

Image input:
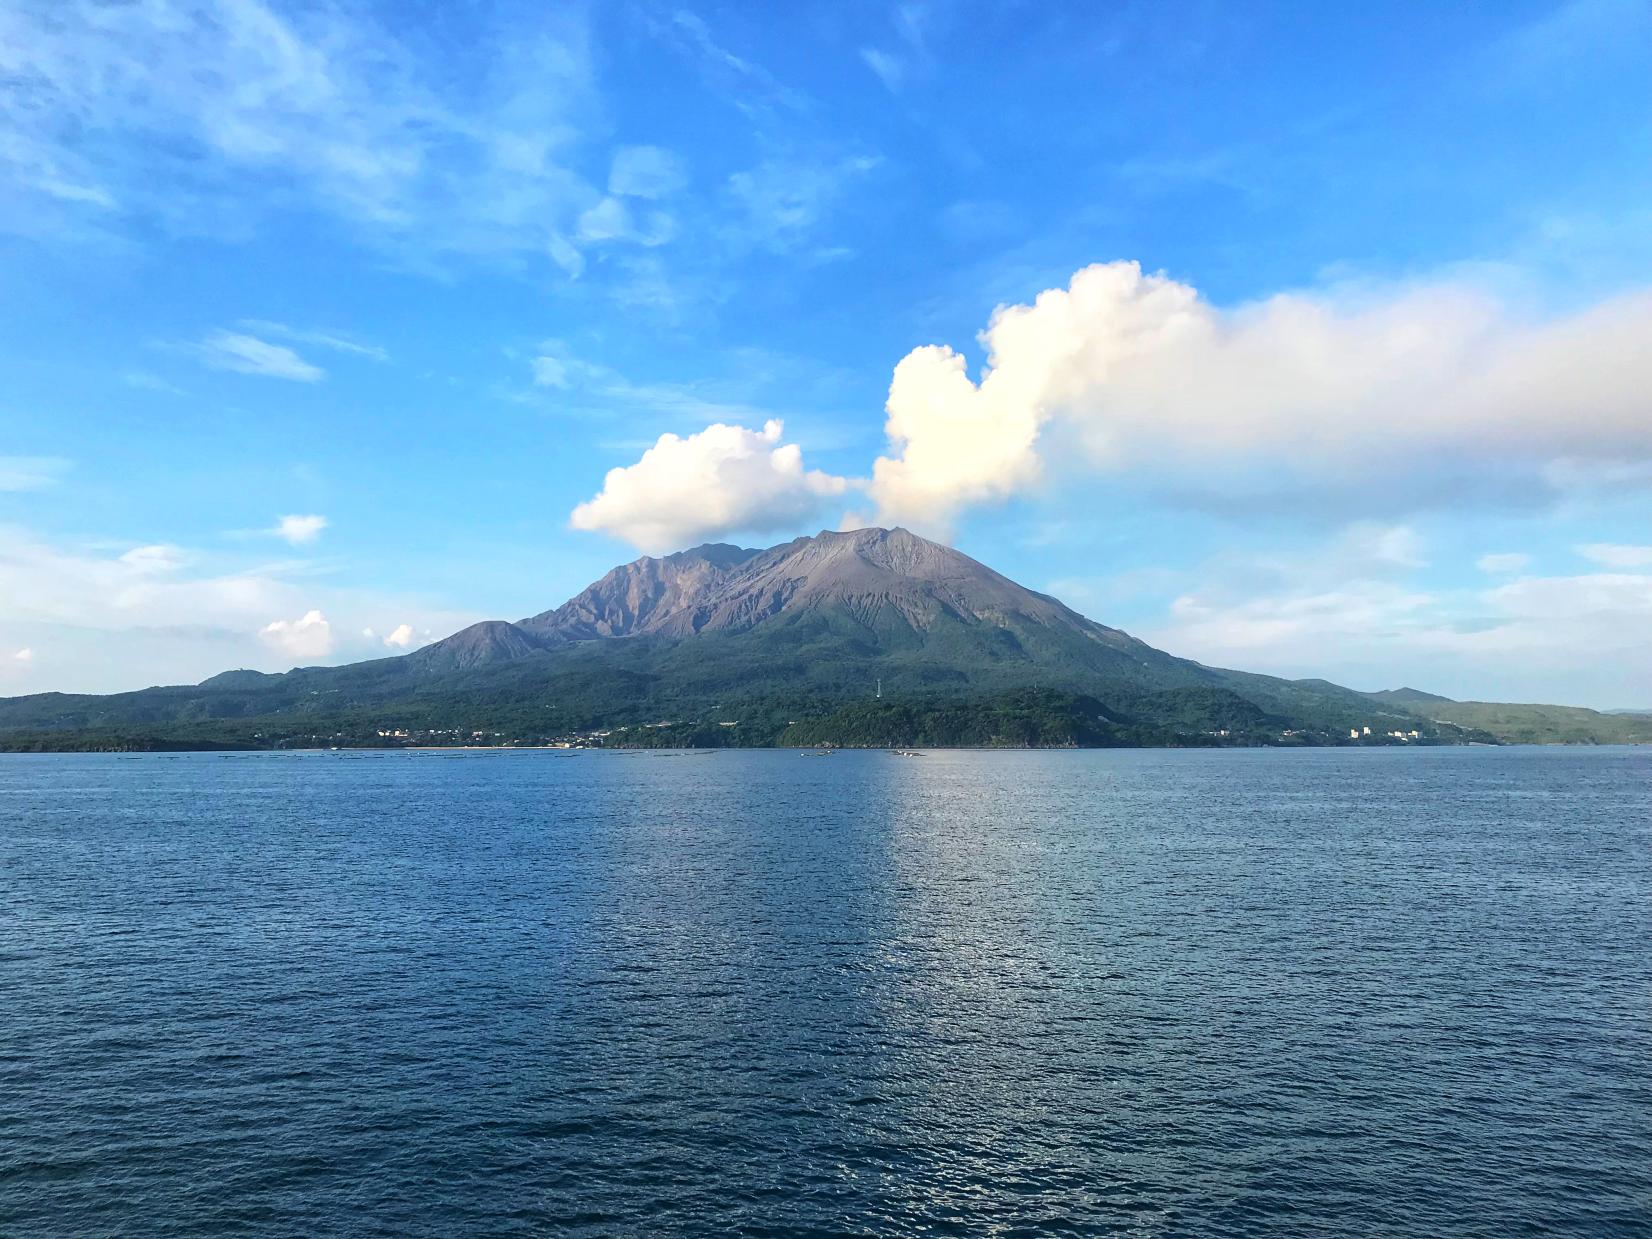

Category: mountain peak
[658, 542, 760, 569]
[409, 619, 545, 672]
[518, 524, 1123, 648]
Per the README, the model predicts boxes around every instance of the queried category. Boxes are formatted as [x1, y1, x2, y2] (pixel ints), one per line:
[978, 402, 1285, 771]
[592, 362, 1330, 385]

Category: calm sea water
[2, 747, 1648, 1237]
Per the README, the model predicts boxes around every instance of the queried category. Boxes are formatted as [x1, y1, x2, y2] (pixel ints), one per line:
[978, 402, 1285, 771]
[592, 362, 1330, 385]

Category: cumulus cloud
[569, 419, 848, 552]
[1578, 543, 1652, 568]
[273, 514, 327, 545]
[609, 146, 686, 199]
[382, 623, 416, 649]
[868, 260, 1652, 529]
[195, 330, 325, 382]
[259, 609, 333, 660]
[1478, 552, 1532, 574]
[870, 344, 1044, 533]
[0, 456, 71, 492]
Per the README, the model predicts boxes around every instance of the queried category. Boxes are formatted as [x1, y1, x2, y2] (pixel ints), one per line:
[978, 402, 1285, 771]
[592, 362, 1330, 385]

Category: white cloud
[195, 330, 325, 382]
[0, 525, 480, 693]
[575, 196, 674, 247]
[272, 514, 328, 546]
[119, 544, 186, 573]
[1, 528, 294, 634]
[0, 456, 71, 492]
[1160, 580, 1438, 663]
[1136, 527, 1652, 708]
[531, 355, 569, 388]
[13, 647, 32, 663]
[1341, 522, 1426, 570]
[870, 343, 1043, 533]
[570, 419, 848, 552]
[609, 146, 686, 199]
[260, 609, 333, 660]
[868, 260, 1652, 530]
[383, 623, 417, 649]
[1578, 543, 1652, 568]
[1478, 552, 1532, 574]
[578, 197, 633, 242]
[547, 234, 586, 279]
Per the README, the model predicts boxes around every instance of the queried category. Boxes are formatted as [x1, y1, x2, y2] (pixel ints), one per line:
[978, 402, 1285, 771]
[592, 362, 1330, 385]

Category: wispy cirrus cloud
[1578, 542, 1652, 568]
[0, 456, 71, 492]
[521, 345, 784, 429]
[1138, 524, 1652, 708]
[122, 370, 188, 396]
[859, 49, 906, 92]
[0, 523, 477, 691]
[651, 9, 807, 121]
[609, 146, 687, 200]
[860, 2, 934, 94]
[724, 155, 880, 255]
[1477, 552, 1532, 574]
[0, 0, 630, 277]
[184, 321, 386, 382]
[191, 330, 325, 382]
[237, 321, 388, 363]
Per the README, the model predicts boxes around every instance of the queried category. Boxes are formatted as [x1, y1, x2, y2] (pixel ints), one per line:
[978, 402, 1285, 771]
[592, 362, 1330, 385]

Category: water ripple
[2, 746, 1648, 1236]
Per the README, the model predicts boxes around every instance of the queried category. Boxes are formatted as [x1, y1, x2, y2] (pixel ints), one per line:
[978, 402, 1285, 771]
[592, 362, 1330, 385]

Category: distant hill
[1365, 686, 1455, 705]
[1362, 689, 1652, 746]
[0, 527, 1615, 751]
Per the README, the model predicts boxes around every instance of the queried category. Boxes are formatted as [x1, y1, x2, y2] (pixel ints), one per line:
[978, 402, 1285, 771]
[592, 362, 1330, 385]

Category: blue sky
[3, 0, 1651, 706]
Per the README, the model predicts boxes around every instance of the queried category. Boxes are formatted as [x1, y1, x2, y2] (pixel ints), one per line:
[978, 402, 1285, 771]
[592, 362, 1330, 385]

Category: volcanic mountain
[428, 526, 1159, 667]
[0, 527, 1522, 749]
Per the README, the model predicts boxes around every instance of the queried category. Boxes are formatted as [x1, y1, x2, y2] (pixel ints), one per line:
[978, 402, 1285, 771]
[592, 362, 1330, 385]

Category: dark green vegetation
[0, 527, 1623, 752]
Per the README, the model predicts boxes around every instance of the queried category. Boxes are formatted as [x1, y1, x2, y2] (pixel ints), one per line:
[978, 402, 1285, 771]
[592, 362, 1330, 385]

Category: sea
[2, 746, 1648, 1237]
